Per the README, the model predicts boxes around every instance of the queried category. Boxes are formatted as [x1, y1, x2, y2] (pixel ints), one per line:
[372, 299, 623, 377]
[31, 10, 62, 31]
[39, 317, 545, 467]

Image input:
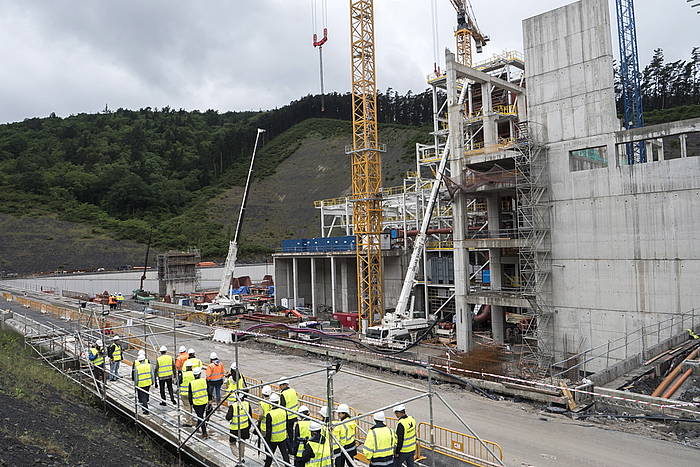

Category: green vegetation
[644, 104, 700, 125]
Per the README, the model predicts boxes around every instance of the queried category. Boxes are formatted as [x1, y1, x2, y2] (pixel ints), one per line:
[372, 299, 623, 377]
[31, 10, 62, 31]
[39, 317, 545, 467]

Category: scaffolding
[2, 290, 505, 467]
[514, 121, 553, 377]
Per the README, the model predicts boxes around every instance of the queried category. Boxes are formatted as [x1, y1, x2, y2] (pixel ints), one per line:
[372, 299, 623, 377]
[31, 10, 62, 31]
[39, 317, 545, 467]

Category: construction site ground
[2, 290, 700, 466]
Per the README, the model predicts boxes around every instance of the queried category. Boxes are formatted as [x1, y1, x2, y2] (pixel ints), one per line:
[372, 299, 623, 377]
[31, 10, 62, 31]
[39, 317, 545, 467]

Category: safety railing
[418, 422, 503, 467]
[473, 50, 525, 70]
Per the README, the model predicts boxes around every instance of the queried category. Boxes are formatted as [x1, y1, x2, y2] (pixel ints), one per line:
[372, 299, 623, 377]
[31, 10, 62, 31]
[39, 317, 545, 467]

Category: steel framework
[514, 122, 553, 377]
[615, 0, 646, 164]
[348, 0, 385, 327]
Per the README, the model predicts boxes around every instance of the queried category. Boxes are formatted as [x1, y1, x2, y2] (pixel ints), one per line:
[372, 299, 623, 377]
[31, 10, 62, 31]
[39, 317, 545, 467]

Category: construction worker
[154, 345, 176, 406]
[185, 348, 203, 370]
[334, 404, 357, 467]
[188, 366, 209, 439]
[179, 361, 195, 427]
[259, 384, 273, 437]
[88, 339, 105, 390]
[115, 293, 124, 309]
[226, 393, 252, 467]
[226, 363, 247, 400]
[263, 393, 290, 467]
[175, 345, 189, 381]
[363, 412, 396, 467]
[297, 422, 332, 466]
[392, 405, 416, 467]
[108, 295, 117, 310]
[206, 352, 225, 405]
[319, 406, 343, 464]
[293, 405, 312, 466]
[279, 379, 300, 447]
[132, 350, 153, 415]
[107, 336, 122, 381]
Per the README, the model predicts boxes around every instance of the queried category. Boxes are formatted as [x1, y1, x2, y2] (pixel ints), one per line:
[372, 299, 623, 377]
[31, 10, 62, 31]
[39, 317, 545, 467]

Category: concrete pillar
[481, 83, 498, 148]
[486, 194, 500, 237]
[330, 256, 337, 313]
[491, 305, 504, 344]
[285, 259, 292, 306]
[310, 257, 316, 314]
[447, 51, 473, 352]
[341, 259, 350, 313]
[680, 134, 688, 158]
[489, 248, 502, 291]
[292, 257, 298, 308]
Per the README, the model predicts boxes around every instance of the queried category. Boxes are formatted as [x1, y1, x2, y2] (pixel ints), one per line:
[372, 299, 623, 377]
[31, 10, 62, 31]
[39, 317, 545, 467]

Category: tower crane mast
[449, 0, 489, 67]
[348, 0, 384, 328]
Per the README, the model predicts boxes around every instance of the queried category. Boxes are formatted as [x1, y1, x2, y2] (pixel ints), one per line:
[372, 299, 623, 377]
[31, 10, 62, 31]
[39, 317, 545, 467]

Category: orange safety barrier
[418, 422, 503, 467]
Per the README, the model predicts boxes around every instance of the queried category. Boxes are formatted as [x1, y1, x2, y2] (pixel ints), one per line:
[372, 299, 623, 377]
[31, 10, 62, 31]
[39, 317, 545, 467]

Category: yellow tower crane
[450, 0, 489, 66]
[348, 0, 384, 327]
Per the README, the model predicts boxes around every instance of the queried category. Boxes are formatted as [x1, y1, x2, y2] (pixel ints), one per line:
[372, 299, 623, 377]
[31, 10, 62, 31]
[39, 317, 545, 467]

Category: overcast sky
[0, 0, 696, 124]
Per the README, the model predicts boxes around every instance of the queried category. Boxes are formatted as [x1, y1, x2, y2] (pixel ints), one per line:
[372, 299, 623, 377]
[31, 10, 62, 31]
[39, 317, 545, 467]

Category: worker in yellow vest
[185, 348, 203, 370]
[259, 385, 273, 437]
[226, 363, 247, 400]
[107, 336, 123, 381]
[363, 411, 396, 467]
[334, 404, 357, 467]
[88, 339, 105, 391]
[392, 405, 416, 466]
[263, 393, 290, 467]
[132, 350, 153, 415]
[188, 366, 210, 439]
[206, 352, 225, 405]
[179, 361, 195, 426]
[279, 380, 300, 448]
[292, 405, 312, 466]
[154, 345, 176, 406]
[226, 394, 252, 466]
[298, 422, 332, 466]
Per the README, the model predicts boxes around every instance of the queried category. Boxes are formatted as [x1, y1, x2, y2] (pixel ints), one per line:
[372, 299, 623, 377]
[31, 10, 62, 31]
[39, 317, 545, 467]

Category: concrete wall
[524, 0, 700, 370]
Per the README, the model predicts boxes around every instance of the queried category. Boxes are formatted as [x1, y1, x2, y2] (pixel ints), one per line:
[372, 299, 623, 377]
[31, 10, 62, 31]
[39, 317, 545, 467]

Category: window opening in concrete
[687, 131, 700, 157]
[569, 146, 608, 171]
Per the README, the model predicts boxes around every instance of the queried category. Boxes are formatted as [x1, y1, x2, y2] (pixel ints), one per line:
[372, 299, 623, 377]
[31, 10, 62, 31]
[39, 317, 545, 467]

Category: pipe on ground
[662, 368, 693, 399]
[651, 347, 699, 397]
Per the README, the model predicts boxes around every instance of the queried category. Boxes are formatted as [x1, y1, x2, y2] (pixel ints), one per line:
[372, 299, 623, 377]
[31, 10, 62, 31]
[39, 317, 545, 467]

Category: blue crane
[615, 0, 646, 164]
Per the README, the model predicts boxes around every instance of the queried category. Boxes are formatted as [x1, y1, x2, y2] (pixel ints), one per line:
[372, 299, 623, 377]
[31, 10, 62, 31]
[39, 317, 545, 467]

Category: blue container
[482, 270, 490, 284]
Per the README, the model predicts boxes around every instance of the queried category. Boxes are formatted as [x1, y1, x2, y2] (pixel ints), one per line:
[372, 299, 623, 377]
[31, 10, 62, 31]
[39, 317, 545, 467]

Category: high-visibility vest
[206, 362, 225, 381]
[89, 348, 104, 366]
[307, 440, 332, 466]
[157, 354, 174, 379]
[175, 352, 189, 371]
[337, 418, 357, 446]
[134, 360, 153, 388]
[189, 378, 209, 406]
[397, 416, 417, 453]
[260, 400, 272, 432]
[180, 370, 195, 396]
[116, 295, 124, 301]
[185, 357, 203, 369]
[281, 387, 299, 420]
[268, 407, 288, 442]
[363, 426, 396, 464]
[226, 375, 245, 393]
[296, 420, 312, 457]
[112, 344, 122, 362]
[108, 296, 116, 305]
[229, 401, 251, 431]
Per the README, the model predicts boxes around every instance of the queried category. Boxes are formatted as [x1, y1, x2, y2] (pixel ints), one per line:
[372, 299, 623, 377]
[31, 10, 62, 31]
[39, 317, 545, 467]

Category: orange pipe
[651, 348, 698, 397]
[662, 368, 693, 399]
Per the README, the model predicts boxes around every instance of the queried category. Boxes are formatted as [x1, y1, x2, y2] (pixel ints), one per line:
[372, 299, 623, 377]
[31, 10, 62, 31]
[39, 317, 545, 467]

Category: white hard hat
[179, 345, 187, 353]
[393, 404, 406, 412]
[137, 351, 146, 362]
[193, 366, 202, 376]
[187, 348, 195, 355]
[270, 393, 280, 403]
[262, 385, 272, 396]
[335, 404, 350, 414]
[113, 335, 120, 340]
[184, 361, 193, 369]
[210, 352, 218, 360]
[309, 421, 322, 432]
[279, 379, 290, 386]
[373, 411, 386, 422]
[230, 362, 237, 370]
[320, 406, 329, 418]
[96, 340, 103, 347]
[299, 405, 310, 414]
[137, 349, 145, 358]
[159, 345, 167, 352]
